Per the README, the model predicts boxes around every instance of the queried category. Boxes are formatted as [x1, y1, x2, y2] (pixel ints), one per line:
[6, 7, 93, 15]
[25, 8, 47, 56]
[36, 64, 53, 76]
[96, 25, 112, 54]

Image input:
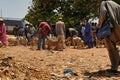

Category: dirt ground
[0, 44, 120, 80]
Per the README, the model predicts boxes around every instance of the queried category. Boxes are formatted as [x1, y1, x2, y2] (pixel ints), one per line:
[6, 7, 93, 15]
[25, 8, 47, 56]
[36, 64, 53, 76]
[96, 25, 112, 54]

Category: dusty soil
[0, 45, 120, 80]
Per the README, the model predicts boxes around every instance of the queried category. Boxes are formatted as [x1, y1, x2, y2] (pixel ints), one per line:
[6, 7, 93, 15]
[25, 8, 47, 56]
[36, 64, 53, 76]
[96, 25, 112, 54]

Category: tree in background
[24, 0, 120, 27]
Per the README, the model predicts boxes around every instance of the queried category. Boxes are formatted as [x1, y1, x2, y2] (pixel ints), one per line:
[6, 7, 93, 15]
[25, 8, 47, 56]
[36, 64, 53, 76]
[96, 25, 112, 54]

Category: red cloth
[0, 23, 7, 46]
[39, 22, 51, 36]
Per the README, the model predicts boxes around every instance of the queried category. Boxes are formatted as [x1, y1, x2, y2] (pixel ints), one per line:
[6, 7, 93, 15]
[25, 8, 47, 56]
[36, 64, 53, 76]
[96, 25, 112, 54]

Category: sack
[96, 20, 112, 40]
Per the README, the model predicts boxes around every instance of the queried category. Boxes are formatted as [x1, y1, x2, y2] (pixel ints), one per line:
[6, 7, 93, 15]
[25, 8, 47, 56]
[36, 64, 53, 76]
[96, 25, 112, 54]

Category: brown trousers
[57, 34, 66, 50]
[105, 24, 120, 70]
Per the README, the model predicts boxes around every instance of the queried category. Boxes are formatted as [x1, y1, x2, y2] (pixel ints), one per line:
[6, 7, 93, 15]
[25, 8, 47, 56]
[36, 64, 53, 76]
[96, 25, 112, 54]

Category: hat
[59, 17, 62, 20]
[0, 18, 3, 21]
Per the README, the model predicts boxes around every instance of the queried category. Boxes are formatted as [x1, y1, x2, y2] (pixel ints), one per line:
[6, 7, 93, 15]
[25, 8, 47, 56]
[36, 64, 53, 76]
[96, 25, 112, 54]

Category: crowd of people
[0, 17, 98, 50]
[13, 23, 36, 44]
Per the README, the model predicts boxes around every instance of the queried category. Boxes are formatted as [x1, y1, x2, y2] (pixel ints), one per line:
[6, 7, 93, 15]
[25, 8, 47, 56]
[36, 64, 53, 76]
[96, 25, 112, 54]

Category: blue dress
[84, 22, 94, 48]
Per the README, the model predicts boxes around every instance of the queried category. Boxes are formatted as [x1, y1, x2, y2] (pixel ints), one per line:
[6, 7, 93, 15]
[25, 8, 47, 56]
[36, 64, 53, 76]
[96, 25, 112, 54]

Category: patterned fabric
[39, 22, 51, 36]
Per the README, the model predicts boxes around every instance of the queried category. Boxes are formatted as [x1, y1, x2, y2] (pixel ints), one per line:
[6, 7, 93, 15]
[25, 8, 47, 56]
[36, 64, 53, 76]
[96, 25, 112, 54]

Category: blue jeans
[38, 34, 46, 49]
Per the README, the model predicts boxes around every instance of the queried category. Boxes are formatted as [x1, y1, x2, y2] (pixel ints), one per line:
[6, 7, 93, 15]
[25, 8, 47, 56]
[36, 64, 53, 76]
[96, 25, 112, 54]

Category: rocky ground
[0, 45, 120, 80]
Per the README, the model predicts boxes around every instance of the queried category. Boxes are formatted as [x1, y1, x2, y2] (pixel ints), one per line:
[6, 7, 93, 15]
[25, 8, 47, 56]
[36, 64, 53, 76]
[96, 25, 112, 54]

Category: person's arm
[97, 1, 107, 29]
[36, 27, 41, 34]
[63, 22, 66, 35]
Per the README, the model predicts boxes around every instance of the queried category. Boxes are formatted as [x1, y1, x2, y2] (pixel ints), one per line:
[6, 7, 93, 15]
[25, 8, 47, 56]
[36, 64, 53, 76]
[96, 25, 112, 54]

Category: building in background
[2, 17, 29, 34]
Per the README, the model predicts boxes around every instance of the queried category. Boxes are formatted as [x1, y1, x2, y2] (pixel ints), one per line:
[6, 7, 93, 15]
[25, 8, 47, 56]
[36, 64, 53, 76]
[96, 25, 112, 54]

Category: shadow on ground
[84, 69, 120, 78]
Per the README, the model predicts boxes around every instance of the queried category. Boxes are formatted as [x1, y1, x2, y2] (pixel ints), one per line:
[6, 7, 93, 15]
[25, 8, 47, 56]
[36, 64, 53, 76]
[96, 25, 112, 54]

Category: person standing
[55, 17, 66, 50]
[24, 24, 29, 39]
[37, 21, 51, 50]
[30, 24, 36, 38]
[13, 25, 20, 37]
[27, 24, 36, 44]
[84, 18, 94, 48]
[75, 22, 82, 37]
[97, 0, 120, 73]
[0, 18, 7, 47]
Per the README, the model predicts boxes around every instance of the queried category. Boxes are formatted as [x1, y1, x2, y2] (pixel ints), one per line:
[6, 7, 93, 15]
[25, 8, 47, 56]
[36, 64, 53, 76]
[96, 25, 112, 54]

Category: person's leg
[16, 31, 19, 37]
[42, 35, 46, 50]
[60, 34, 66, 48]
[87, 41, 90, 48]
[28, 34, 31, 41]
[1, 37, 7, 47]
[25, 32, 29, 42]
[88, 41, 93, 48]
[105, 38, 120, 72]
[22, 32, 25, 37]
[37, 34, 42, 50]
[31, 34, 34, 39]
[15, 31, 17, 37]
[58, 34, 66, 50]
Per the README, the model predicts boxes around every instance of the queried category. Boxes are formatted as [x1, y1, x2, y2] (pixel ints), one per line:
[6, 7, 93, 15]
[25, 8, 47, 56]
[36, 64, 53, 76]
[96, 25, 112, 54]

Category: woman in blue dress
[84, 18, 94, 48]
